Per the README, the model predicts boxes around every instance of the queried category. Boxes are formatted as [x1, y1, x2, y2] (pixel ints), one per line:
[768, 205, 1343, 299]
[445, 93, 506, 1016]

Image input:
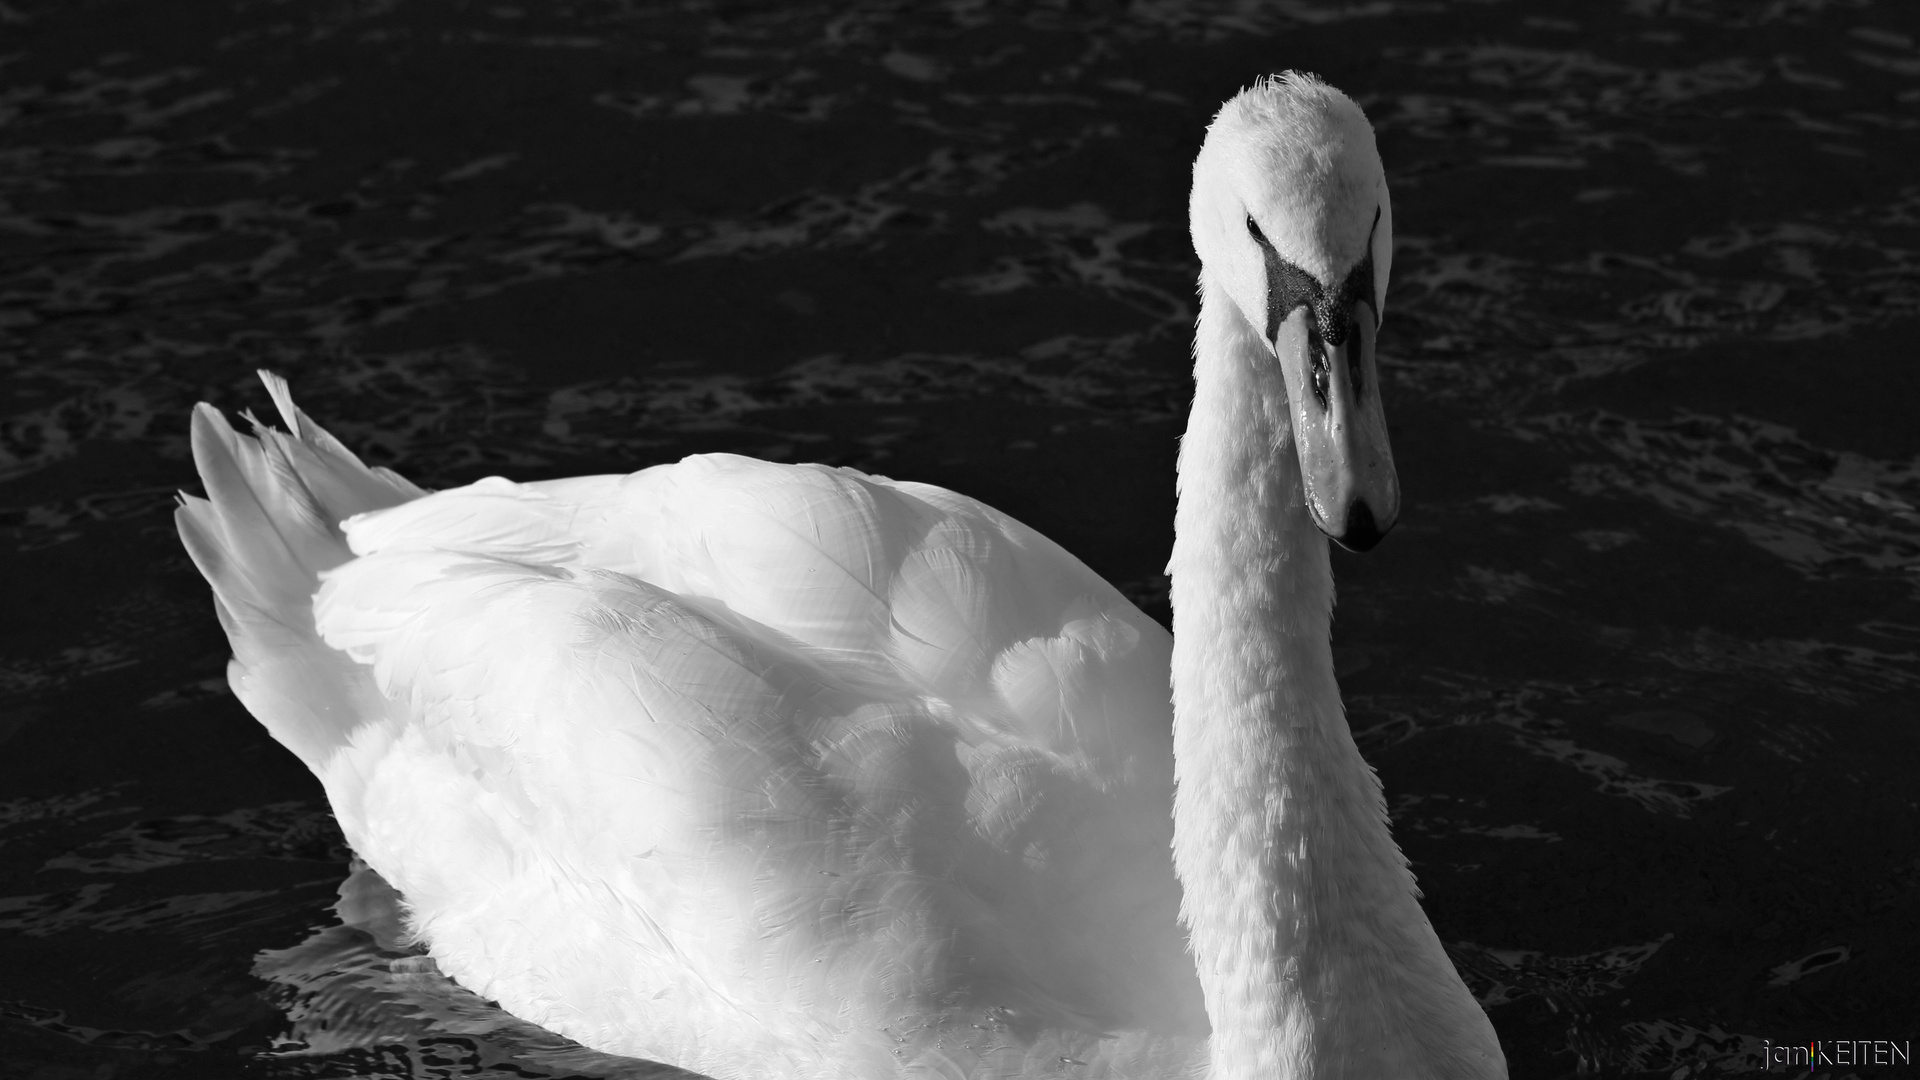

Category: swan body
[177, 74, 1506, 1079]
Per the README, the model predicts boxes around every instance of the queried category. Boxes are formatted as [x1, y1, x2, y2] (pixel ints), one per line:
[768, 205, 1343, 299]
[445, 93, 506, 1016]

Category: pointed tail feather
[175, 371, 425, 773]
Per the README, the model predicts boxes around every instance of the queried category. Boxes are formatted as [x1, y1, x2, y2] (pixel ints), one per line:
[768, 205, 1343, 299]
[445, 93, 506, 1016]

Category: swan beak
[1274, 304, 1401, 552]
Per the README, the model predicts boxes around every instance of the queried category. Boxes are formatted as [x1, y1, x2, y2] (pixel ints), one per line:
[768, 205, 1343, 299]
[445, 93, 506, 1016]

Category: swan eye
[1246, 215, 1267, 244]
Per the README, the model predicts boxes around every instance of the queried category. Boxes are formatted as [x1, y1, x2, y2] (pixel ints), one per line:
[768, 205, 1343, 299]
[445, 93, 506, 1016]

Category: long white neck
[1169, 276, 1497, 1080]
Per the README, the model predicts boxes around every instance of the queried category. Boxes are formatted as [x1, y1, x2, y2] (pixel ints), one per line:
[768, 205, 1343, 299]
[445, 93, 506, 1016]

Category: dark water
[2, 1, 1917, 1077]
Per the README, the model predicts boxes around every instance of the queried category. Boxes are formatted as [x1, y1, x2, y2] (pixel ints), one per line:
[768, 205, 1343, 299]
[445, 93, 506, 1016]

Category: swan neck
[1168, 275, 1427, 1079]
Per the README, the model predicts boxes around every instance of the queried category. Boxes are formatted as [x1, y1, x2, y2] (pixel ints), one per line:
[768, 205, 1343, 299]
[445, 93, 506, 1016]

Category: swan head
[1191, 72, 1399, 551]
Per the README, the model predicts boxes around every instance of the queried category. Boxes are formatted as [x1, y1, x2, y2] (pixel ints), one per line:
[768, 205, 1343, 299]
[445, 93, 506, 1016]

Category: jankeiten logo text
[1762, 1040, 1911, 1070]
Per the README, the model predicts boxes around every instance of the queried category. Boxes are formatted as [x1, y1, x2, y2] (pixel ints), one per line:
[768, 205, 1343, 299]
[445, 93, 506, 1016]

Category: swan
[176, 73, 1506, 1079]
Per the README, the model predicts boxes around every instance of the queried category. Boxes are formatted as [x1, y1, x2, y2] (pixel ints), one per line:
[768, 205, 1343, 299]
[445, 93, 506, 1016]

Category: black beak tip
[1332, 501, 1390, 553]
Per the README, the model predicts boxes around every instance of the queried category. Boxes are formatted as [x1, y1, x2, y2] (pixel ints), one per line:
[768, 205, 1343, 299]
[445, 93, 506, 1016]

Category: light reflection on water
[1, 1, 1916, 1077]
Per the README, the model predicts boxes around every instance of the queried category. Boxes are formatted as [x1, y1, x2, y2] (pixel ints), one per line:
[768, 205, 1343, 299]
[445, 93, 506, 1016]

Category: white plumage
[177, 74, 1506, 1079]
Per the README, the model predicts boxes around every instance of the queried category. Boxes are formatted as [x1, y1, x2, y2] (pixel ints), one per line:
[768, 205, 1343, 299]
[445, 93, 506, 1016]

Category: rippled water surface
[2, 1, 1917, 1077]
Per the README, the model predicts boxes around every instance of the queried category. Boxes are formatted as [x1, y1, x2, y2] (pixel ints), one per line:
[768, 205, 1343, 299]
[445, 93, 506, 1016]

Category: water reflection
[251, 863, 692, 1078]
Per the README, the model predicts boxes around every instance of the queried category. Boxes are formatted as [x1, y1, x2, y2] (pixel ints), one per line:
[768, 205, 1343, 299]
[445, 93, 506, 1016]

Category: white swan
[177, 73, 1505, 1080]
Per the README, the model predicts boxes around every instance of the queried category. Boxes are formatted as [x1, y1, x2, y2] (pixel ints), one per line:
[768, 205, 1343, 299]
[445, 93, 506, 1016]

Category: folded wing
[183, 380, 1201, 1066]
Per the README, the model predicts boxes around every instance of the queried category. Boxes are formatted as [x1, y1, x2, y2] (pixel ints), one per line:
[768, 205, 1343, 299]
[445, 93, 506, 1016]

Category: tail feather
[176, 371, 425, 773]
[253, 369, 426, 528]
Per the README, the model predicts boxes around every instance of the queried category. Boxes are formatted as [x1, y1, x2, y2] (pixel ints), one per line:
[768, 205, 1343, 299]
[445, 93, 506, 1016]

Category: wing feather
[186, 383, 1205, 1072]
